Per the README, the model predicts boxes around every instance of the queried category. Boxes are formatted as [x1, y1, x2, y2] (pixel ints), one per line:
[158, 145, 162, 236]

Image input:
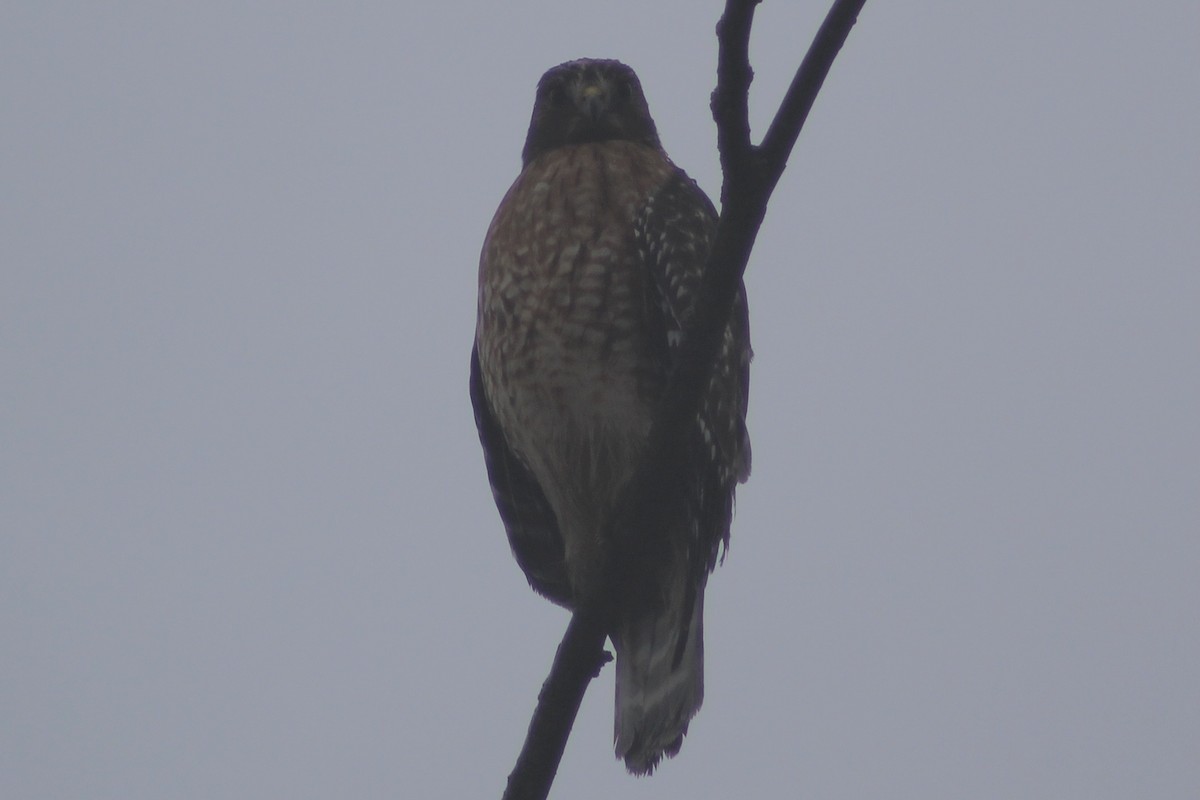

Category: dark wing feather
[469, 345, 571, 606]
[635, 170, 752, 577]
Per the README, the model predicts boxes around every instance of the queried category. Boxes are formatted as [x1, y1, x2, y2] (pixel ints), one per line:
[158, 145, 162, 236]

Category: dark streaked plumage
[471, 58, 751, 774]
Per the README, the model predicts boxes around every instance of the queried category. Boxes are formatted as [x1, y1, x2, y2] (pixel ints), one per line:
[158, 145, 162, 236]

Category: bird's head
[521, 59, 661, 166]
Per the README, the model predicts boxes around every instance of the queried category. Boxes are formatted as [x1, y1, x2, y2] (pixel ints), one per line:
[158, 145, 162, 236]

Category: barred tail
[612, 588, 705, 774]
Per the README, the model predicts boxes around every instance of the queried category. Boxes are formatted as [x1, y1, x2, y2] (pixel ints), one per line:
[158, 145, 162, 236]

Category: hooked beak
[577, 82, 608, 121]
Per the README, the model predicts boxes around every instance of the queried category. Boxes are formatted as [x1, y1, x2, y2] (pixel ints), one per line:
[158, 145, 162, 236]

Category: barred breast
[476, 140, 676, 603]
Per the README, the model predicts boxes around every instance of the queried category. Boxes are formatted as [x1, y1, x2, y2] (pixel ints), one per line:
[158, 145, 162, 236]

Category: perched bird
[471, 58, 751, 774]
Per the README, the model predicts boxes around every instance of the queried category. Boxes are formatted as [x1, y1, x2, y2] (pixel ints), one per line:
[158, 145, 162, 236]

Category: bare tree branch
[502, 614, 610, 800]
[627, 0, 868, 559]
[500, 2, 867, 797]
[760, 0, 868, 182]
[713, 0, 756, 184]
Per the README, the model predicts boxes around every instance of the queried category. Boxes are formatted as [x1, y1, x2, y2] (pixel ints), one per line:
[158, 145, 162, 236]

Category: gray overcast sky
[4, 2, 1198, 798]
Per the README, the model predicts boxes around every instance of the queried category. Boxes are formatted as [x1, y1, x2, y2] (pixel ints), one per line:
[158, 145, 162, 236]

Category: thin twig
[713, 0, 757, 189]
[760, 0, 868, 185]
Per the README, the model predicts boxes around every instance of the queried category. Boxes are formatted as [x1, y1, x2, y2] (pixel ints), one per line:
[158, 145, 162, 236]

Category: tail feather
[613, 589, 705, 774]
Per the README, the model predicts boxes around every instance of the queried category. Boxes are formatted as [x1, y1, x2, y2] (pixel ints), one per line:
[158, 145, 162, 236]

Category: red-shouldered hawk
[471, 59, 751, 774]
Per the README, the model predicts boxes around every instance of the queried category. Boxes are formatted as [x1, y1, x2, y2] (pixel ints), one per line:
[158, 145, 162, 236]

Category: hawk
[471, 59, 751, 774]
